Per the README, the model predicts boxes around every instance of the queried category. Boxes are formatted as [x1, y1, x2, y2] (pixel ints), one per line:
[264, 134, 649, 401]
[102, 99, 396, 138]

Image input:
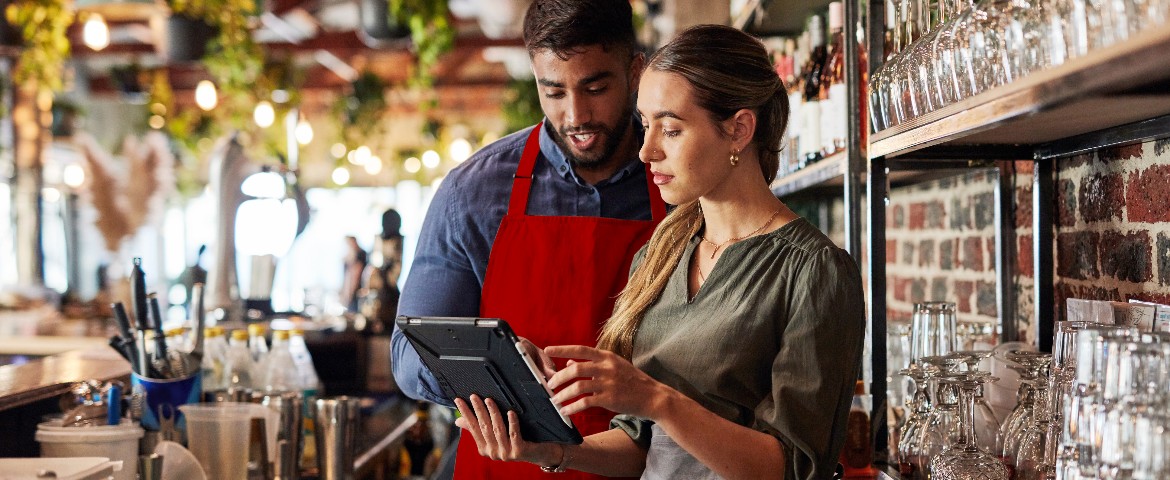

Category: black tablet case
[395, 316, 583, 444]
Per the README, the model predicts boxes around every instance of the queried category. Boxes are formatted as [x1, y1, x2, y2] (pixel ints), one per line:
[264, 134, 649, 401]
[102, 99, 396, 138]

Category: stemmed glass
[931, 373, 1010, 480]
[898, 364, 938, 479]
[998, 350, 1051, 470]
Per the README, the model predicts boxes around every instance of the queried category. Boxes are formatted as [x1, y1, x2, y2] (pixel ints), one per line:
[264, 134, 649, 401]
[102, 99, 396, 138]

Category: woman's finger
[469, 395, 497, 453]
[545, 344, 602, 361]
[547, 360, 600, 390]
[454, 398, 486, 449]
[507, 410, 525, 453]
[549, 378, 597, 406]
[485, 399, 510, 457]
[559, 394, 597, 417]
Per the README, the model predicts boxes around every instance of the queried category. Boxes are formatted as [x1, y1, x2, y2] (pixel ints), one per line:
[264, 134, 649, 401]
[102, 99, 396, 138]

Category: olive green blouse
[611, 217, 866, 480]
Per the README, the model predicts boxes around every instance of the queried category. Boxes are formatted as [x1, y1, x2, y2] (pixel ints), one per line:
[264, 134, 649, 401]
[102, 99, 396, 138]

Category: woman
[455, 24, 866, 480]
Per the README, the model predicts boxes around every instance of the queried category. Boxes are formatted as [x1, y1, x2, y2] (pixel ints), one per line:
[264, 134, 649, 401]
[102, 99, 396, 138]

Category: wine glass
[931, 373, 1010, 480]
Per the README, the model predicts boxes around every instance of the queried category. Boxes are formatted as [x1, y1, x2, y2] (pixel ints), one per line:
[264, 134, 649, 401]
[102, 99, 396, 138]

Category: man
[392, 0, 664, 477]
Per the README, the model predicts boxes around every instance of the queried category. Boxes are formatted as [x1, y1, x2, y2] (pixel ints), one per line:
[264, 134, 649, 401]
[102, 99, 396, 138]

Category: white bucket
[36, 420, 144, 480]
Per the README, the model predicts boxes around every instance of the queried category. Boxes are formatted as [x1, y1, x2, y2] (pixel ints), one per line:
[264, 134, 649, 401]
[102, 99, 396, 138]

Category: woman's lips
[652, 173, 673, 185]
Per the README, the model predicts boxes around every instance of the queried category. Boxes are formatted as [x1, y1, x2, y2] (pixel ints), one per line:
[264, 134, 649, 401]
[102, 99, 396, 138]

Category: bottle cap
[854, 380, 866, 395]
[232, 329, 249, 341]
[204, 327, 220, 338]
[291, 329, 305, 336]
[248, 324, 265, 335]
[828, 2, 843, 30]
[274, 330, 291, 340]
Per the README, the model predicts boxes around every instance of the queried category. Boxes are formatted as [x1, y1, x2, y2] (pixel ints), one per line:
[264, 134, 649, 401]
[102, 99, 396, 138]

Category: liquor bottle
[200, 327, 229, 392]
[260, 330, 300, 392]
[786, 33, 809, 175]
[820, 2, 870, 156]
[224, 329, 255, 390]
[840, 380, 875, 476]
[800, 15, 827, 168]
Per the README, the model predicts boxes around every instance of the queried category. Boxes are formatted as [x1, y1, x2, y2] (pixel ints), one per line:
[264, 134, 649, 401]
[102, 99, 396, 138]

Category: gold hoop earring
[730, 151, 739, 166]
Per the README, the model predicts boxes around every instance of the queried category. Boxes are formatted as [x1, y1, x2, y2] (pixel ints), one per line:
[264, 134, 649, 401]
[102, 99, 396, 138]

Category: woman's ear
[728, 109, 757, 153]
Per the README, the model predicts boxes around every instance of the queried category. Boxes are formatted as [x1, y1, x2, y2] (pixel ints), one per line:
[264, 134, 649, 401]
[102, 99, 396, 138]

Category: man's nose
[565, 94, 592, 127]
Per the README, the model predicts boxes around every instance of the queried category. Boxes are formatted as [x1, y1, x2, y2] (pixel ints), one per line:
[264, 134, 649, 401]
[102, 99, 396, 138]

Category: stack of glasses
[869, 0, 1170, 132]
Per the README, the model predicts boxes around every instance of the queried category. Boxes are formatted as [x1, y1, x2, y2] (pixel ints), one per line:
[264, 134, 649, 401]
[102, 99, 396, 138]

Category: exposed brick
[1098, 143, 1143, 162]
[1126, 165, 1170, 223]
[1100, 231, 1152, 283]
[1016, 184, 1033, 229]
[1078, 173, 1124, 223]
[940, 239, 955, 270]
[1058, 179, 1077, 227]
[987, 237, 996, 272]
[954, 280, 975, 313]
[973, 192, 995, 229]
[887, 240, 898, 263]
[887, 308, 912, 324]
[1063, 152, 1093, 169]
[926, 201, 946, 229]
[1057, 231, 1100, 280]
[901, 241, 915, 265]
[908, 202, 926, 229]
[1159, 233, 1170, 286]
[1056, 283, 1122, 319]
[1130, 292, 1170, 306]
[1155, 138, 1170, 157]
[894, 277, 911, 302]
[893, 204, 906, 228]
[977, 281, 998, 317]
[919, 240, 935, 267]
[951, 198, 971, 230]
[1018, 234, 1034, 278]
[910, 279, 927, 303]
[1014, 160, 1034, 174]
[931, 277, 948, 302]
[963, 236, 985, 271]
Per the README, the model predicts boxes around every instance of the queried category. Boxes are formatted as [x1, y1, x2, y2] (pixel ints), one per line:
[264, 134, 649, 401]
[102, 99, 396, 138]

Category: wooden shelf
[770, 151, 847, 197]
[870, 27, 1170, 159]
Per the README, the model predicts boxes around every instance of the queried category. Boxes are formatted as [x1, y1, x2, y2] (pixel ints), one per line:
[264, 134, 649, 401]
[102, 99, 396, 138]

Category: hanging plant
[169, 0, 264, 128]
[390, 0, 454, 90]
[5, 0, 74, 96]
[334, 71, 387, 148]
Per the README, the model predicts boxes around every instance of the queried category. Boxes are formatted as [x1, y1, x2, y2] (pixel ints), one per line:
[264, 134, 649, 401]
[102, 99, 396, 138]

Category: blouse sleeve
[753, 247, 866, 480]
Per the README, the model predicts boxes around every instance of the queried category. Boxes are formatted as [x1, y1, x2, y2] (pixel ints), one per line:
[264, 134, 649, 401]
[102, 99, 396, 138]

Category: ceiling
[66, 0, 530, 117]
[741, 0, 838, 37]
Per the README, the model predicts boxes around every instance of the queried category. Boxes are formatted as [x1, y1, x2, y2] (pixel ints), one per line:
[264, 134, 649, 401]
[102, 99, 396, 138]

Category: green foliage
[334, 71, 387, 148]
[390, 0, 454, 89]
[503, 77, 544, 132]
[170, 0, 264, 129]
[5, 0, 74, 95]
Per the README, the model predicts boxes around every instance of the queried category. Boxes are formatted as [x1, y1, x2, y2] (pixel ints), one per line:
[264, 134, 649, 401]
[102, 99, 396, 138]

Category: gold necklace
[700, 210, 782, 260]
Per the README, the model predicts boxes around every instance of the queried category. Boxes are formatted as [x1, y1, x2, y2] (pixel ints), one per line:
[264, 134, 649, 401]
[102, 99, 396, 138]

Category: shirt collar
[538, 118, 645, 187]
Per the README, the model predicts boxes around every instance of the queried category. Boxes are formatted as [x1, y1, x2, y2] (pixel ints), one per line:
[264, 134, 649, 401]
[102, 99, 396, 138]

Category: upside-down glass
[911, 302, 959, 365]
[931, 373, 1010, 480]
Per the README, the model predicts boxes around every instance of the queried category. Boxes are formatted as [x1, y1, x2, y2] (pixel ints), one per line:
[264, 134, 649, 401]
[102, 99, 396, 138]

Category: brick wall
[1052, 138, 1170, 315]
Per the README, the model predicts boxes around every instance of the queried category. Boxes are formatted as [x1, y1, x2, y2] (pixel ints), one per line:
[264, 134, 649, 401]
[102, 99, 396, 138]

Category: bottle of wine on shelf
[800, 15, 827, 169]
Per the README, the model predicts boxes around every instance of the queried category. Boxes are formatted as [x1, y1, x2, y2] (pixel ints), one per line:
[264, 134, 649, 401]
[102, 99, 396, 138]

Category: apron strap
[509, 121, 668, 222]
[507, 123, 545, 216]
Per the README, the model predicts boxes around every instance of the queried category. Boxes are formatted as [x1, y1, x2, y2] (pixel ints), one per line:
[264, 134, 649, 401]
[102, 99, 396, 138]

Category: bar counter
[0, 346, 420, 480]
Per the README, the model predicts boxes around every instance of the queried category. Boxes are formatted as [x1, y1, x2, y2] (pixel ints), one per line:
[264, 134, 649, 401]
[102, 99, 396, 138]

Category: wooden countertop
[0, 347, 131, 411]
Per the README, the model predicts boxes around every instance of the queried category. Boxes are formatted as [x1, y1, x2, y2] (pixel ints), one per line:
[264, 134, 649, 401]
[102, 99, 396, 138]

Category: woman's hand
[453, 395, 562, 466]
[545, 345, 675, 420]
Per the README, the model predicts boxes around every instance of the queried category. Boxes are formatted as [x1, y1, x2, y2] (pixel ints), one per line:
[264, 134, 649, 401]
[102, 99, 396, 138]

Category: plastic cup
[36, 419, 144, 480]
[180, 403, 253, 480]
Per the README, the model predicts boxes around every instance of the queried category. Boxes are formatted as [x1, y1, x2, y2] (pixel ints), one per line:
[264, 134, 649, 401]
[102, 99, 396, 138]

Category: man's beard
[550, 109, 632, 171]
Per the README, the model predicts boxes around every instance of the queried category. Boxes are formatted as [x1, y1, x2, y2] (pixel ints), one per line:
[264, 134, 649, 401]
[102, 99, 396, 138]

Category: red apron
[453, 124, 665, 479]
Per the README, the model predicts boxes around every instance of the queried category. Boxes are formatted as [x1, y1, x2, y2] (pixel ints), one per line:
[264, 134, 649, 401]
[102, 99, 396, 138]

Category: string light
[404, 157, 421, 173]
[253, 101, 275, 128]
[82, 14, 109, 51]
[195, 81, 218, 111]
[422, 150, 440, 169]
[332, 167, 350, 185]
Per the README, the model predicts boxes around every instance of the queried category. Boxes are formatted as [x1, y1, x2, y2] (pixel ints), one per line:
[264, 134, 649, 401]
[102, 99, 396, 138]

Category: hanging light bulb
[364, 156, 383, 175]
[331, 143, 347, 159]
[404, 157, 421, 173]
[83, 14, 110, 51]
[253, 101, 275, 128]
[449, 138, 472, 163]
[422, 150, 441, 169]
[195, 80, 218, 111]
[295, 118, 314, 145]
[332, 166, 351, 185]
[63, 164, 86, 188]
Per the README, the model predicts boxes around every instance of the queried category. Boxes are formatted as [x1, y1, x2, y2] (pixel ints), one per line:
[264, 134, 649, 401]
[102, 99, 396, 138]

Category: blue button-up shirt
[393, 120, 652, 406]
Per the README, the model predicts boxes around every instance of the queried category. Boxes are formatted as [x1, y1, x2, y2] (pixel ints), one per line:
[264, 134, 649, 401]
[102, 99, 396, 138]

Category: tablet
[395, 316, 583, 444]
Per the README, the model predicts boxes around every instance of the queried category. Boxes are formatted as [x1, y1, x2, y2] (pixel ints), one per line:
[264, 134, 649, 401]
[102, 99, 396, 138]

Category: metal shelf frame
[863, 2, 1170, 471]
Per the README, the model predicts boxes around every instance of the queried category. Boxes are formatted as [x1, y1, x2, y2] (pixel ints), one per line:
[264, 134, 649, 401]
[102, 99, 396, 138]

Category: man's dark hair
[523, 0, 637, 60]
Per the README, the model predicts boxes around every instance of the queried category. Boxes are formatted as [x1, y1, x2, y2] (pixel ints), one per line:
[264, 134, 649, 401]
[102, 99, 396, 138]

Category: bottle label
[801, 100, 821, 160]
[826, 83, 848, 154]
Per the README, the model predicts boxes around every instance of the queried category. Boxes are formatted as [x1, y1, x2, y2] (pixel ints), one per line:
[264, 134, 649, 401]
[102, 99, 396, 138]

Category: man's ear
[628, 52, 646, 89]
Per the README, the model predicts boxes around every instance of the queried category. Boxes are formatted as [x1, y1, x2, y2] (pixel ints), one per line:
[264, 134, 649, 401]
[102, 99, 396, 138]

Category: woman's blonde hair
[597, 24, 790, 358]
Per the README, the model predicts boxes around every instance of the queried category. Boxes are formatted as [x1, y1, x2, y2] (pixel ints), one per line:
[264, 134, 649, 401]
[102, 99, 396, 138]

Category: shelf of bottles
[868, 0, 1170, 160]
[770, 2, 867, 194]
